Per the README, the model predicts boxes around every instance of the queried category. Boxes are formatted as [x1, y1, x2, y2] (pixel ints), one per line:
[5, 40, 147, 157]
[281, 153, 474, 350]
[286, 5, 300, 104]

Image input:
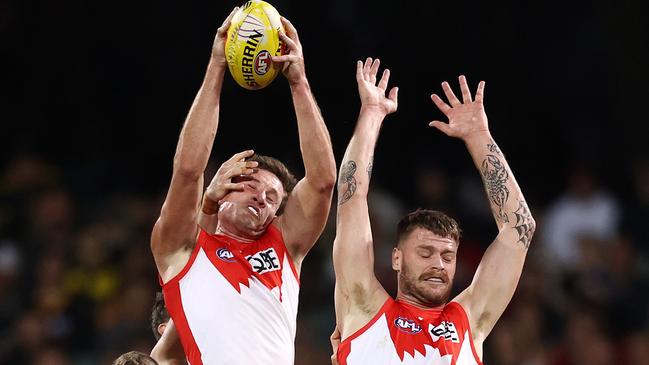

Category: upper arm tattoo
[513, 200, 535, 249]
[367, 155, 374, 179]
[481, 153, 510, 223]
[338, 160, 357, 205]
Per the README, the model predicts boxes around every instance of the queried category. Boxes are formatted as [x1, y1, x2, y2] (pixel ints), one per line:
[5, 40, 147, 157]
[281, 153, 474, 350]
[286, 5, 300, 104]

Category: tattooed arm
[333, 58, 397, 341]
[429, 76, 536, 353]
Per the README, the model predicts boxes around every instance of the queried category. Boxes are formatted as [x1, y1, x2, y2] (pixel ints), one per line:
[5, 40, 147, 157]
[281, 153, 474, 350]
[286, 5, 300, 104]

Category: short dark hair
[396, 209, 461, 245]
[247, 154, 297, 215]
[151, 291, 169, 341]
[113, 351, 158, 365]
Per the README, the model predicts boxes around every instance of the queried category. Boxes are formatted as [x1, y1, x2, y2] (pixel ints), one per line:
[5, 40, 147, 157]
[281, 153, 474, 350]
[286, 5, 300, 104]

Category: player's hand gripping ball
[225, 1, 285, 90]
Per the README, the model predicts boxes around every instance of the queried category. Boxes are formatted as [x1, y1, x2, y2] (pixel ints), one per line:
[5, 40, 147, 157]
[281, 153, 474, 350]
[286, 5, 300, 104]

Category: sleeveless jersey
[337, 298, 483, 365]
[162, 225, 300, 365]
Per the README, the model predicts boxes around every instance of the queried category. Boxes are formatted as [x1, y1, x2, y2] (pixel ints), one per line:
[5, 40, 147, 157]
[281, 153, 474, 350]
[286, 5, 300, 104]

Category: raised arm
[429, 76, 536, 347]
[272, 17, 337, 263]
[333, 58, 397, 340]
[151, 8, 239, 283]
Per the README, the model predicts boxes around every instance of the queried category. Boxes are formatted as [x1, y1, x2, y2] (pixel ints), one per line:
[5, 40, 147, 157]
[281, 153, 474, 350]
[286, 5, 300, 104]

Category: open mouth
[247, 205, 260, 218]
[424, 277, 445, 284]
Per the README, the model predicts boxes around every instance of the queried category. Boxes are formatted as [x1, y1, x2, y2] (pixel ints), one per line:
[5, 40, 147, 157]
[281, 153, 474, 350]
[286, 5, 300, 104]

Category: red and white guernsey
[338, 298, 483, 365]
[162, 225, 300, 365]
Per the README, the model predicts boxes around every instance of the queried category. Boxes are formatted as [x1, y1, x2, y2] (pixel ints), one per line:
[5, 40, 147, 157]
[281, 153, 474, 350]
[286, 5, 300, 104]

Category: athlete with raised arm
[150, 7, 336, 365]
[334, 58, 536, 364]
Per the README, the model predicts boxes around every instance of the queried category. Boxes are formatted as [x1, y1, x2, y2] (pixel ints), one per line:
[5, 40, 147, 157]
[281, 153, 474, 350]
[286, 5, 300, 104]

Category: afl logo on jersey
[217, 248, 235, 262]
[394, 317, 422, 334]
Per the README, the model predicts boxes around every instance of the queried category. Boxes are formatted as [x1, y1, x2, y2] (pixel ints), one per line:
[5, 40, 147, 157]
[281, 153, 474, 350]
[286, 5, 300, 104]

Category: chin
[419, 286, 451, 306]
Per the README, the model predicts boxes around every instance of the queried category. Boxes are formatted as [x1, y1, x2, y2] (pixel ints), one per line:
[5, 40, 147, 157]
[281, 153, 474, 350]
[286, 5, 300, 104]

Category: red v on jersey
[162, 225, 301, 365]
[338, 299, 483, 364]
[200, 227, 298, 301]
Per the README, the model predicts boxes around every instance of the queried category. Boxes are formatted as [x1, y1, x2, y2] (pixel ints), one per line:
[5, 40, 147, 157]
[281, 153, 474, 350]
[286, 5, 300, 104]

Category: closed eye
[418, 250, 431, 258]
[442, 253, 455, 262]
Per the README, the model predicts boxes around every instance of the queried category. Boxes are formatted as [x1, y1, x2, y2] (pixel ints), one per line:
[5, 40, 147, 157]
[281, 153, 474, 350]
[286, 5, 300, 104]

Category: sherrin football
[225, 1, 285, 90]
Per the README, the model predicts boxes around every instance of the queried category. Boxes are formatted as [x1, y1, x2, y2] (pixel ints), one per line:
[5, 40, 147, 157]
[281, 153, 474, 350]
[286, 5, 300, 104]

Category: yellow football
[225, 1, 285, 90]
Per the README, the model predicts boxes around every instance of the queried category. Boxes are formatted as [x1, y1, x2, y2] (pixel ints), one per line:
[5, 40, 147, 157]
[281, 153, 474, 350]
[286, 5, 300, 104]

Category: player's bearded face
[218, 170, 285, 236]
[395, 228, 457, 307]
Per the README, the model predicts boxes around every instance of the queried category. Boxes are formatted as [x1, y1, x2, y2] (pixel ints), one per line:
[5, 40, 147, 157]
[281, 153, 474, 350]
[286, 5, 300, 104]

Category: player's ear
[392, 247, 402, 271]
[158, 323, 167, 337]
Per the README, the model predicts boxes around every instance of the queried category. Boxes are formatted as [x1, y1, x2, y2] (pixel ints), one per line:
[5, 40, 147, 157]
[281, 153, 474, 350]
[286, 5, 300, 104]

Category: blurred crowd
[1, 152, 648, 365]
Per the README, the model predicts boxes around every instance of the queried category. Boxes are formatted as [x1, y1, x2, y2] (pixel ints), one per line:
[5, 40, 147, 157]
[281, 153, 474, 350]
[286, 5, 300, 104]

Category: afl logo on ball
[254, 50, 271, 76]
[217, 248, 235, 262]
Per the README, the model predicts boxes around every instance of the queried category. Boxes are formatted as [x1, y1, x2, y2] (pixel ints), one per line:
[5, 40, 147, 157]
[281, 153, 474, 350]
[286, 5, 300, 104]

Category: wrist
[462, 129, 492, 145]
[357, 107, 386, 132]
[359, 105, 388, 120]
[288, 76, 309, 90]
[202, 196, 220, 215]
[207, 58, 227, 74]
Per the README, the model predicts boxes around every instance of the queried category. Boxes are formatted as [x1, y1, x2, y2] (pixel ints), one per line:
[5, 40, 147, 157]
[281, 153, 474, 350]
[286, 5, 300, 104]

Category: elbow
[173, 159, 203, 180]
[308, 170, 337, 193]
[320, 172, 337, 192]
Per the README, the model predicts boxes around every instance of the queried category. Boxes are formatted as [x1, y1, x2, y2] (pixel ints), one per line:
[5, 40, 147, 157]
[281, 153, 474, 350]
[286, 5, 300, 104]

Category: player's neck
[215, 223, 261, 243]
[395, 291, 446, 311]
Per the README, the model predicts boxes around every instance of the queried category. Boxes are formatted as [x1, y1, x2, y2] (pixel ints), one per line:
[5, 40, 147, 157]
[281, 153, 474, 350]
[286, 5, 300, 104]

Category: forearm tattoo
[481, 154, 510, 223]
[367, 155, 374, 179]
[513, 200, 535, 249]
[487, 142, 502, 156]
[338, 161, 357, 205]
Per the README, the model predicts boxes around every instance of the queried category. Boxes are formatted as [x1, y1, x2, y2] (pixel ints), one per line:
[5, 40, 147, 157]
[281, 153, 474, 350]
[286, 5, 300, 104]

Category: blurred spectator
[541, 163, 620, 269]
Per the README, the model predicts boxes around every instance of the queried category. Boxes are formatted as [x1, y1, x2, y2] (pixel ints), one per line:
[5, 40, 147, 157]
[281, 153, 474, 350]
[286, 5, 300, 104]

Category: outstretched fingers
[441, 81, 461, 107]
[430, 93, 451, 114]
[428, 120, 452, 136]
[377, 68, 390, 90]
[388, 86, 399, 106]
[363, 57, 373, 80]
[369, 58, 380, 84]
[459, 75, 472, 103]
[355, 60, 364, 82]
[475, 81, 486, 103]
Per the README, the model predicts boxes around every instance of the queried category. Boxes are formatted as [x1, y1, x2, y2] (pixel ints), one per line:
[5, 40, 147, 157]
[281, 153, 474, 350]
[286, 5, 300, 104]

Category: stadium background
[1, 0, 648, 363]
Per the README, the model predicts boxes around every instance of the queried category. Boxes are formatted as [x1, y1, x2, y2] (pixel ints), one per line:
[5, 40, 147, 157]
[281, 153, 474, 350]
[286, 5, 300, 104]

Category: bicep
[454, 231, 527, 341]
[333, 199, 388, 332]
[151, 172, 203, 270]
[279, 178, 334, 260]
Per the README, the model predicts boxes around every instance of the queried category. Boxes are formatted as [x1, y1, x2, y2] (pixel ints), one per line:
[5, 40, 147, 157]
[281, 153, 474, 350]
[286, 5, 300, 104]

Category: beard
[399, 263, 452, 307]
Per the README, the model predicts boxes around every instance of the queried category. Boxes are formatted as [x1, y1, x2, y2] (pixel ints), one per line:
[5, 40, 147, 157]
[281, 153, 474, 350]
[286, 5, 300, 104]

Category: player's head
[113, 351, 158, 365]
[218, 154, 297, 236]
[151, 291, 169, 341]
[392, 209, 461, 307]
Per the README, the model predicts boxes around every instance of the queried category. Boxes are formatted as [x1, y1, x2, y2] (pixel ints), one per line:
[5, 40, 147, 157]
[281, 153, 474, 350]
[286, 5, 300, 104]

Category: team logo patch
[246, 247, 280, 274]
[429, 321, 460, 343]
[254, 50, 271, 75]
[216, 248, 235, 262]
[394, 317, 422, 334]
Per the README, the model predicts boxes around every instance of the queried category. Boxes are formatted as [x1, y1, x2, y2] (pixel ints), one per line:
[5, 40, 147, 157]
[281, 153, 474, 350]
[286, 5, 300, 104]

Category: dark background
[1, 0, 648, 364]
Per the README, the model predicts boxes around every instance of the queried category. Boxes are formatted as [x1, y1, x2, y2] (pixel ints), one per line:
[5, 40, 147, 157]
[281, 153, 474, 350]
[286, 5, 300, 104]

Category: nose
[251, 191, 266, 207]
[429, 254, 444, 270]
